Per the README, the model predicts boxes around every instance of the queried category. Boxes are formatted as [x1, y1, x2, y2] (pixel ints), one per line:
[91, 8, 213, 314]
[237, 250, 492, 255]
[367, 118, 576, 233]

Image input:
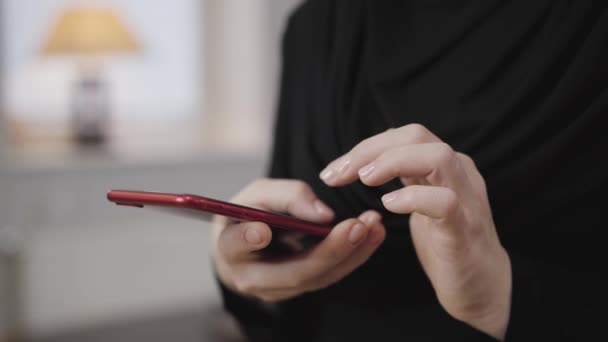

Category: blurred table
[1, 150, 265, 340]
[34, 307, 245, 342]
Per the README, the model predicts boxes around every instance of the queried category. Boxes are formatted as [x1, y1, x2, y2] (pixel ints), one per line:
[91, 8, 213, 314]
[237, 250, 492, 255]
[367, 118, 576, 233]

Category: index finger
[233, 179, 335, 223]
[319, 124, 441, 187]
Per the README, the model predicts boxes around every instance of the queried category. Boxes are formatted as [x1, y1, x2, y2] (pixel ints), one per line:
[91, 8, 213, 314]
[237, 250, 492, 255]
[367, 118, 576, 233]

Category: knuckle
[456, 153, 487, 189]
[234, 178, 269, 203]
[376, 150, 399, 175]
[403, 123, 429, 142]
[403, 186, 417, 205]
[434, 143, 456, 168]
[249, 178, 268, 190]
[352, 137, 373, 155]
[357, 137, 372, 149]
[258, 177, 278, 191]
[409, 212, 423, 226]
[457, 152, 476, 168]
[255, 177, 269, 185]
[373, 150, 387, 164]
[291, 180, 311, 196]
[389, 155, 404, 176]
[443, 189, 460, 216]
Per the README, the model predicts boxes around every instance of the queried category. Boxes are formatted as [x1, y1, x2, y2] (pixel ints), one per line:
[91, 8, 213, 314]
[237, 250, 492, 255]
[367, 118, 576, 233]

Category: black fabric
[221, 0, 608, 340]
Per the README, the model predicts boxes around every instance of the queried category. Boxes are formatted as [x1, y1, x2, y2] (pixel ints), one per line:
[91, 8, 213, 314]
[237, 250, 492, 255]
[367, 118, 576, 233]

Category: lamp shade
[42, 8, 139, 55]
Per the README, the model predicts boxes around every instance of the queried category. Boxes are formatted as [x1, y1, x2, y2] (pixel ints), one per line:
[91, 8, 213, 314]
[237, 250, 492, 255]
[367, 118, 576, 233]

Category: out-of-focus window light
[1, 0, 203, 162]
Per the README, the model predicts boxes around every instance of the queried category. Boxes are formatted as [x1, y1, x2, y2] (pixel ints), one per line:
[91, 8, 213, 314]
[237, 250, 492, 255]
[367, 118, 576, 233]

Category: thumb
[218, 221, 273, 261]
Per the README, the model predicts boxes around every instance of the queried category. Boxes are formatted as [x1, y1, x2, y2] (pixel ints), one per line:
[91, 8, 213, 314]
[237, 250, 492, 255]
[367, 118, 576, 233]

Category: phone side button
[115, 202, 144, 208]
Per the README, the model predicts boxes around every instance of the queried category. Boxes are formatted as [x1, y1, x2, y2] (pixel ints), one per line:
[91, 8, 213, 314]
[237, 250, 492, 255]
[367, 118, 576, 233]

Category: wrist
[464, 248, 512, 340]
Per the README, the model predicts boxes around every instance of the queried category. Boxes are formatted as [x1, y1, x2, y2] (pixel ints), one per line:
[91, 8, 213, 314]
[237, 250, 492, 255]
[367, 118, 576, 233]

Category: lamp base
[71, 67, 109, 147]
[74, 130, 107, 147]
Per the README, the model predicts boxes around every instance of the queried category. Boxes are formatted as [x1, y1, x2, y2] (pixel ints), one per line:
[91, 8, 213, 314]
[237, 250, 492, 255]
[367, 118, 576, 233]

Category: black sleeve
[220, 1, 608, 340]
[504, 252, 607, 340]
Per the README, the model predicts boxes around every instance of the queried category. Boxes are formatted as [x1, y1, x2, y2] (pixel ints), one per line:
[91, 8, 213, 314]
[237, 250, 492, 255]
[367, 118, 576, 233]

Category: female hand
[319, 124, 512, 340]
[212, 178, 386, 302]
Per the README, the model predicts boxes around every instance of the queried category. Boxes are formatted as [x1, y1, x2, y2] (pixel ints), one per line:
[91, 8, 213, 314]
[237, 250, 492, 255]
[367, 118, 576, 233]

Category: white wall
[202, 0, 302, 150]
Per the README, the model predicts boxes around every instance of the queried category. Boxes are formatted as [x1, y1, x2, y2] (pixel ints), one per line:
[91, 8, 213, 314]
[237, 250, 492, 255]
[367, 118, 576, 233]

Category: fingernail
[337, 159, 351, 174]
[245, 228, 262, 244]
[358, 164, 375, 178]
[382, 192, 398, 203]
[314, 200, 330, 215]
[361, 212, 377, 225]
[320, 168, 335, 181]
[348, 223, 368, 244]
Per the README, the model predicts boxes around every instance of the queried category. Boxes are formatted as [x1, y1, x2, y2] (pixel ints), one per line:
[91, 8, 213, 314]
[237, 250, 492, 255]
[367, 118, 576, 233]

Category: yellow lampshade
[42, 8, 139, 55]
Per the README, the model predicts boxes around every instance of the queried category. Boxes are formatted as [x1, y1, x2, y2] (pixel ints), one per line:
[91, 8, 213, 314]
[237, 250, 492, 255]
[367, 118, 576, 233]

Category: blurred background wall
[0, 0, 302, 340]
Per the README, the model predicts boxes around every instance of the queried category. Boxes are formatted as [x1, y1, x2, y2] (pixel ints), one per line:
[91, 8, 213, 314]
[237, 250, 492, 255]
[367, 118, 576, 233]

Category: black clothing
[221, 1, 608, 340]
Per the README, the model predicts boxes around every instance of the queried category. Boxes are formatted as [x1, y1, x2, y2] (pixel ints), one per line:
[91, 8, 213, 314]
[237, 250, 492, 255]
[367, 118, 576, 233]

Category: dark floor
[33, 306, 245, 342]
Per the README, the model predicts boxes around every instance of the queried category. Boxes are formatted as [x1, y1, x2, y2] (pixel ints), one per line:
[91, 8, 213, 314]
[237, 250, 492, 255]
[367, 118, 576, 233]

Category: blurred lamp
[41, 8, 139, 146]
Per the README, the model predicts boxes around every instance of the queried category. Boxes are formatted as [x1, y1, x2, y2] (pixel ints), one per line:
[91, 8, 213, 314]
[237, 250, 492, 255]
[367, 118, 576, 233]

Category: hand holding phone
[209, 179, 386, 302]
[108, 179, 386, 302]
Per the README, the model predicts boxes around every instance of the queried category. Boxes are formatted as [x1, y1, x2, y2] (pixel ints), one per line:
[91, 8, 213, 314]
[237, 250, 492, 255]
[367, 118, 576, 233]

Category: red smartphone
[106, 190, 331, 237]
